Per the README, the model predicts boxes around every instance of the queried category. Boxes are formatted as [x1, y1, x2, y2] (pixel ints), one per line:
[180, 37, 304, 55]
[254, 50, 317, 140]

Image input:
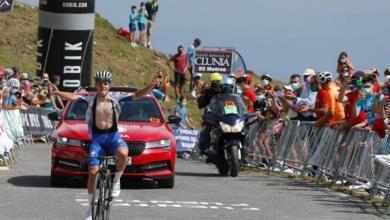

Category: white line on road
[75, 196, 260, 212]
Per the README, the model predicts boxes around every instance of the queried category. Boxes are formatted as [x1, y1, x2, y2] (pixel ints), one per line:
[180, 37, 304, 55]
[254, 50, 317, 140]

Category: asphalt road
[0, 143, 388, 220]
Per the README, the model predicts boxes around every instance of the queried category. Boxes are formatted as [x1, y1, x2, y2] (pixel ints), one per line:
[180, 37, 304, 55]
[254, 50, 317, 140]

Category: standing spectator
[281, 70, 317, 121]
[137, 2, 149, 47]
[335, 64, 351, 88]
[3, 78, 21, 110]
[337, 71, 367, 129]
[336, 51, 354, 74]
[314, 71, 345, 127]
[384, 68, 390, 101]
[236, 76, 256, 113]
[41, 73, 50, 89]
[50, 74, 65, 109]
[129, 5, 138, 47]
[193, 73, 204, 98]
[188, 38, 202, 97]
[174, 97, 194, 129]
[20, 73, 31, 93]
[364, 68, 381, 94]
[260, 73, 273, 91]
[145, 0, 159, 48]
[353, 75, 384, 128]
[169, 45, 188, 102]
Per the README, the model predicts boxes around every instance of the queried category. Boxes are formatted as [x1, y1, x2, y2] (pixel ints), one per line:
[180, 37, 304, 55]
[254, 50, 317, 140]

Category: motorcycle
[200, 96, 258, 177]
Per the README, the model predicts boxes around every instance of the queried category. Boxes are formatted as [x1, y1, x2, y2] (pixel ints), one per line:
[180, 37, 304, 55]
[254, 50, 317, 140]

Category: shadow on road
[7, 175, 85, 188]
[175, 171, 222, 177]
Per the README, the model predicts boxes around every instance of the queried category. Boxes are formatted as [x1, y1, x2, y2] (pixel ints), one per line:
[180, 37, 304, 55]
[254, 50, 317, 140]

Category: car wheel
[158, 176, 174, 189]
[50, 173, 67, 187]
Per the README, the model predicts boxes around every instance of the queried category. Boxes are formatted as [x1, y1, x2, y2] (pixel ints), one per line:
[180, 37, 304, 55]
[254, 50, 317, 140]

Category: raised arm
[133, 75, 160, 100]
[51, 83, 80, 101]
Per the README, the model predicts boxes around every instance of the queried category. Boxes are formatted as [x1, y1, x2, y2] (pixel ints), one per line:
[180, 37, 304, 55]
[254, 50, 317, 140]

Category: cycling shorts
[89, 132, 128, 167]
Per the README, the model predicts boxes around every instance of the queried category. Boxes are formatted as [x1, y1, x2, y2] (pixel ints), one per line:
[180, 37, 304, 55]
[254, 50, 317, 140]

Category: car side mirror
[167, 115, 181, 124]
[48, 111, 60, 121]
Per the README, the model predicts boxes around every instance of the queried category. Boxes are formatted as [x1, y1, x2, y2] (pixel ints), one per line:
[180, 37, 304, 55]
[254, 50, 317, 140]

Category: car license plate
[107, 157, 132, 165]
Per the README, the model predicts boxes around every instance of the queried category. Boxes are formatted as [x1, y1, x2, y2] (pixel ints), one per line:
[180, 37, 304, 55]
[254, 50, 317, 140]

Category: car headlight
[56, 136, 83, 147]
[145, 139, 171, 150]
[219, 121, 244, 133]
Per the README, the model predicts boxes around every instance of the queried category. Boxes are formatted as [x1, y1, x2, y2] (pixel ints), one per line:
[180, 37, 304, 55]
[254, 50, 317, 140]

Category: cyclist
[52, 70, 160, 220]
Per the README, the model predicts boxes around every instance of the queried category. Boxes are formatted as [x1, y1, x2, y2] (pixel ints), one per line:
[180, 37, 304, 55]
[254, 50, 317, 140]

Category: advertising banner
[20, 108, 55, 136]
[0, 0, 13, 13]
[172, 127, 199, 153]
[194, 50, 233, 75]
[37, 0, 95, 92]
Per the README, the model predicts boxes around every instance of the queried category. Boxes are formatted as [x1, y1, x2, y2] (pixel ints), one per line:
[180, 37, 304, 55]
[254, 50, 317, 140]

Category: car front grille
[127, 142, 145, 156]
[81, 141, 145, 157]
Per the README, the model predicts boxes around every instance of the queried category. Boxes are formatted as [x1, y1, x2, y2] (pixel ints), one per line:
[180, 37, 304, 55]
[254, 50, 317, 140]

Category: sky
[20, 0, 390, 81]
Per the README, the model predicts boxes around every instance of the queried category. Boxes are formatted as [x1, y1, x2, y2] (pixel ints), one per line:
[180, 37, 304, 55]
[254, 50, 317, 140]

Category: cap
[4, 68, 14, 76]
[303, 68, 316, 76]
[283, 85, 293, 91]
[21, 73, 28, 79]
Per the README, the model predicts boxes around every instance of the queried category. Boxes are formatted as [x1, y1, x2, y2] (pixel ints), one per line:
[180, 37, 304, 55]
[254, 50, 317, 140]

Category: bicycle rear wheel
[92, 173, 104, 220]
[102, 170, 112, 220]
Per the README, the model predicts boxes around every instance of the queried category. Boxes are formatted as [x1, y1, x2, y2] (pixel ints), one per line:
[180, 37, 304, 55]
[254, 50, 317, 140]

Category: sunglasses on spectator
[362, 85, 372, 89]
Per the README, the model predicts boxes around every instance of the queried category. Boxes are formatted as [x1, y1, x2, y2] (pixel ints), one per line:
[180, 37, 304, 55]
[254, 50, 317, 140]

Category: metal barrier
[244, 119, 390, 211]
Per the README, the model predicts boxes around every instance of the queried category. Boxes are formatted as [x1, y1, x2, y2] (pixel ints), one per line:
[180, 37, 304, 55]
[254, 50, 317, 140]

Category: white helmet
[317, 71, 332, 83]
[95, 70, 112, 83]
[7, 78, 20, 88]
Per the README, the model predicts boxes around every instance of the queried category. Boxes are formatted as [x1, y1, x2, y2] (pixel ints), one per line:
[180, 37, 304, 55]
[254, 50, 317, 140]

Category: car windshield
[65, 96, 163, 123]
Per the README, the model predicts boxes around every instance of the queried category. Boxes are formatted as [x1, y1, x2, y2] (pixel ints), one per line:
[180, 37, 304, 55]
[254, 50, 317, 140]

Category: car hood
[55, 120, 173, 142]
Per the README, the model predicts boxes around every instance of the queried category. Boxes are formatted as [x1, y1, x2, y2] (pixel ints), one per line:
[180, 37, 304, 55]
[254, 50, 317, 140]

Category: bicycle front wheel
[92, 173, 104, 220]
[103, 170, 112, 220]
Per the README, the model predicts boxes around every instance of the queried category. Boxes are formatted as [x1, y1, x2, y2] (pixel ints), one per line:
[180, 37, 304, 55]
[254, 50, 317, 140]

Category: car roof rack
[77, 86, 139, 93]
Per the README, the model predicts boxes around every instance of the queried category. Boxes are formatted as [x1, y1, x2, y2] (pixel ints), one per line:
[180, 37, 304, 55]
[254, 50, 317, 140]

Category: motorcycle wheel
[229, 145, 240, 177]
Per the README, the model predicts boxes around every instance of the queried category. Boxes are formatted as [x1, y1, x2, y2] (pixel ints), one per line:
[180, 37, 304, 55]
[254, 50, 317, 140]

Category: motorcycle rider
[197, 72, 223, 155]
[197, 73, 247, 156]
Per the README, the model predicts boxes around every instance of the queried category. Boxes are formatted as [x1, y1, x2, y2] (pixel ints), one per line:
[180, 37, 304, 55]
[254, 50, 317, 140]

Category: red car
[48, 87, 179, 188]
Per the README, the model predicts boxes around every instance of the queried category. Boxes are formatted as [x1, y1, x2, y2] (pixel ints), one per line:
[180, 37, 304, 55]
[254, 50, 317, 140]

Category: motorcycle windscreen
[209, 94, 247, 116]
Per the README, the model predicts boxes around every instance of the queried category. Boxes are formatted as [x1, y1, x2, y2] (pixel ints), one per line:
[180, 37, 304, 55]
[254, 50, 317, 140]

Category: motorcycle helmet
[209, 72, 222, 83]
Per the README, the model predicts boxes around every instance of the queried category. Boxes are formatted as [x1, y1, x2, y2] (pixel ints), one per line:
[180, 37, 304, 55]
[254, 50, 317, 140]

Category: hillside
[0, 3, 282, 127]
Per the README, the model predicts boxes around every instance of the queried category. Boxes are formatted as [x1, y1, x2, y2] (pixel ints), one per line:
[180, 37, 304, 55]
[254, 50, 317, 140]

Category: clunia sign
[194, 50, 233, 74]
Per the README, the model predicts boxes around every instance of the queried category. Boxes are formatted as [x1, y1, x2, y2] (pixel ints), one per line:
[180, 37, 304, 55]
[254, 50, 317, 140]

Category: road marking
[75, 197, 260, 212]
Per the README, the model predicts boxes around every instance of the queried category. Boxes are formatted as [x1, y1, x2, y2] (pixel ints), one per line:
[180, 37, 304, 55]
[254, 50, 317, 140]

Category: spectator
[41, 73, 50, 89]
[364, 68, 381, 94]
[336, 51, 354, 74]
[314, 71, 345, 127]
[280, 73, 317, 121]
[188, 38, 202, 96]
[352, 75, 384, 128]
[336, 64, 351, 88]
[0, 69, 5, 89]
[236, 76, 256, 113]
[153, 71, 170, 102]
[145, 0, 159, 48]
[137, 2, 149, 47]
[3, 68, 14, 80]
[337, 71, 367, 129]
[260, 73, 273, 91]
[3, 78, 22, 111]
[169, 45, 188, 102]
[20, 73, 31, 93]
[50, 74, 65, 109]
[129, 5, 138, 47]
[174, 97, 194, 129]
[193, 73, 204, 98]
